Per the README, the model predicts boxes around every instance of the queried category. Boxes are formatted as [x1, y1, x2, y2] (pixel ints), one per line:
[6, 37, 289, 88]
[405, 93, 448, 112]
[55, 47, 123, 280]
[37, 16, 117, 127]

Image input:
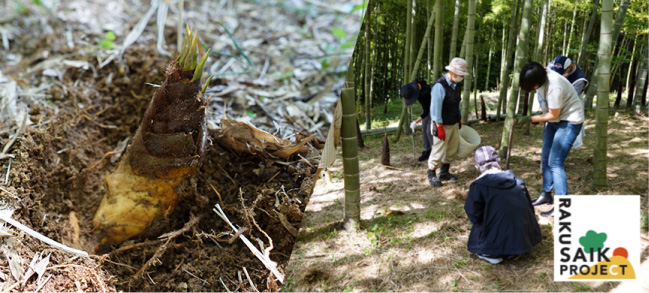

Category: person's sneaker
[477, 254, 503, 264]
[427, 169, 442, 187]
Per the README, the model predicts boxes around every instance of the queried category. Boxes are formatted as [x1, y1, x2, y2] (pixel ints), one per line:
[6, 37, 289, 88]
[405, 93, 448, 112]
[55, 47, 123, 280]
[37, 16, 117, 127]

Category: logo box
[553, 195, 640, 281]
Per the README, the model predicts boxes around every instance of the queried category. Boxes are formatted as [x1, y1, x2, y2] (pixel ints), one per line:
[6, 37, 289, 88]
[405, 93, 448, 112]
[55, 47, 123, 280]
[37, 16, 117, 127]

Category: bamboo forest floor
[284, 107, 649, 292]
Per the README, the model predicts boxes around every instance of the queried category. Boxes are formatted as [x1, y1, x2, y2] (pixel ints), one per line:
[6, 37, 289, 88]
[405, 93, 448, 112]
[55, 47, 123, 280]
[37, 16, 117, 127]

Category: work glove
[410, 121, 417, 133]
[435, 123, 446, 140]
[516, 116, 531, 126]
[459, 121, 462, 129]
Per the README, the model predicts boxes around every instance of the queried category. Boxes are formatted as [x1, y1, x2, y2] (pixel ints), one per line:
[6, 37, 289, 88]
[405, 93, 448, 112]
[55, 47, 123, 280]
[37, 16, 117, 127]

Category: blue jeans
[541, 121, 583, 195]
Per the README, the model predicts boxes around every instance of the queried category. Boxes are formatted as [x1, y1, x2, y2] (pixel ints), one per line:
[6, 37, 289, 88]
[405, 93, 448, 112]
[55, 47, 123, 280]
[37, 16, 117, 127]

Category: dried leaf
[7, 251, 23, 282]
[62, 60, 91, 70]
[33, 253, 51, 283]
[0, 237, 22, 282]
[0, 226, 12, 238]
[69, 212, 80, 246]
[21, 252, 39, 287]
[274, 211, 297, 237]
[216, 117, 315, 160]
[110, 137, 130, 164]
[270, 134, 316, 159]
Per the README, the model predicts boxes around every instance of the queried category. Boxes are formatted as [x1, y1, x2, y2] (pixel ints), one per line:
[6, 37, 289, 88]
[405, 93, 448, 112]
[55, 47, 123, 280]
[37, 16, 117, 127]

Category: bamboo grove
[350, 0, 647, 124]
[343, 0, 648, 191]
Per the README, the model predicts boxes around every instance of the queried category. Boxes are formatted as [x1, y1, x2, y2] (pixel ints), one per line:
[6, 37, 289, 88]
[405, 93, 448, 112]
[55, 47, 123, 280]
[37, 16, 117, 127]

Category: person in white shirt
[516, 62, 585, 217]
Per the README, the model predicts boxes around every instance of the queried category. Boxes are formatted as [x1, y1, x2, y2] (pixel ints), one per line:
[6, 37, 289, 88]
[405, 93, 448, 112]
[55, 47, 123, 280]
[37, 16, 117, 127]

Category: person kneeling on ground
[464, 146, 542, 264]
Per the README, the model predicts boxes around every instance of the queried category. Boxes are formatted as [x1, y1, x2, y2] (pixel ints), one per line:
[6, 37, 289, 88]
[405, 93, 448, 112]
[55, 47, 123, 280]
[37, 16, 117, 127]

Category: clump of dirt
[296, 267, 330, 286]
[5, 45, 318, 292]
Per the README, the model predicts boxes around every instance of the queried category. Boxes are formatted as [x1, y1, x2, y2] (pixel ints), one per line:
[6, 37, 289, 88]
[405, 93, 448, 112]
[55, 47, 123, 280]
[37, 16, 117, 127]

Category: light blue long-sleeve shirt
[430, 74, 459, 124]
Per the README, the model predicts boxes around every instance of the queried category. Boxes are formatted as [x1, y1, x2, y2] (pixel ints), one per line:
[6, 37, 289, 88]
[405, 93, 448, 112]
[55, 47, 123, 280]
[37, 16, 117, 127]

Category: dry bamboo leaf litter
[1, 0, 360, 291]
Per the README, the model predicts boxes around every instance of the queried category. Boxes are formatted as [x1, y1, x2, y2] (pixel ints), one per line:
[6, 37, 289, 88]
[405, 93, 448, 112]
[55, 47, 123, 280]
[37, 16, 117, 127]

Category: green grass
[454, 257, 468, 269]
[360, 90, 493, 130]
[283, 278, 295, 292]
[362, 212, 420, 255]
[359, 98, 421, 130]
[361, 91, 646, 132]
[425, 209, 447, 221]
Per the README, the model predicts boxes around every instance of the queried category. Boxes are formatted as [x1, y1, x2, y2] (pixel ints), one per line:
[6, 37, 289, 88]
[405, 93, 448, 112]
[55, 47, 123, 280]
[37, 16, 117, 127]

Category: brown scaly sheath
[92, 26, 213, 252]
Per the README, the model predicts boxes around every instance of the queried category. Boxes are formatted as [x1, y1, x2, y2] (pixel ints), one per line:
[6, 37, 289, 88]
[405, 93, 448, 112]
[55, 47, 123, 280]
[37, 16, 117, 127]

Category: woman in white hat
[427, 57, 467, 187]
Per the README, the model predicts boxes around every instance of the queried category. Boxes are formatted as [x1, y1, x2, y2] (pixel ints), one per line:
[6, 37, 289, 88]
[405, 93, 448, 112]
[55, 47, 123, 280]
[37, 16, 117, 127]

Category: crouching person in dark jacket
[464, 145, 542, 264]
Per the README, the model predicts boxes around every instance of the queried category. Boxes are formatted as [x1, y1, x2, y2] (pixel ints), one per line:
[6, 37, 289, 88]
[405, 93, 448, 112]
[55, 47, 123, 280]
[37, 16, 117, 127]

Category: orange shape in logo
[613, 247, 628, 259]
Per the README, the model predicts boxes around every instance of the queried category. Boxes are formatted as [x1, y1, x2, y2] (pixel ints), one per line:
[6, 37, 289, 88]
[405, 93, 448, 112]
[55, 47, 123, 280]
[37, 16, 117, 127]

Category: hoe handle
[506, 118, 516, 170]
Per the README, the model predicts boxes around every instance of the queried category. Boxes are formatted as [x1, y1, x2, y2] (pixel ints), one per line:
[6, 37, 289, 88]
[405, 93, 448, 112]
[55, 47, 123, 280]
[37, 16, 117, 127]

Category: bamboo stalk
[496, 0, 522, 122]
[395, 5, 436, 142]
[462, 0, 477, 124]
[577, 0, 600, 66]
[499, 0, 533, 158]
[341, 65, 360, 230]
[449, 0, 460, 63]
[593, 0, 614, 189]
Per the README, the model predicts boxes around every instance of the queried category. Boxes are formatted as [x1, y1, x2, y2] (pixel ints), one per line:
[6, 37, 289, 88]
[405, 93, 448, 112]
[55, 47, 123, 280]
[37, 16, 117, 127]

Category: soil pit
[3, 45, 318, 292]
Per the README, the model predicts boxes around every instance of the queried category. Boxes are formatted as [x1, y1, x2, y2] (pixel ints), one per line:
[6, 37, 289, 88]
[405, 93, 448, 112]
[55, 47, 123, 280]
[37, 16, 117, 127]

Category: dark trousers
[422, 115, 433, 152]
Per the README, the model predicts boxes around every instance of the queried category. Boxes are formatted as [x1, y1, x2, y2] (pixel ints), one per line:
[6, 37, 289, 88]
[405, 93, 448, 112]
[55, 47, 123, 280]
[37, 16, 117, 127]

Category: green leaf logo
[579, 230, 607, 254]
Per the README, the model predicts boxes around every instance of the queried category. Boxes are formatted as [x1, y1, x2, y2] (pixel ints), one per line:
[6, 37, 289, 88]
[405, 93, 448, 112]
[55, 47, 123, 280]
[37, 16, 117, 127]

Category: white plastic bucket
[457, 125, 481, 158]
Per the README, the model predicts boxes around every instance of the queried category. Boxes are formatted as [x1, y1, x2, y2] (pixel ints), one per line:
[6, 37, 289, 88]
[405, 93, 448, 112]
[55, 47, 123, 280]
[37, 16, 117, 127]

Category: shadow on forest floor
[283, 107, 649, 292]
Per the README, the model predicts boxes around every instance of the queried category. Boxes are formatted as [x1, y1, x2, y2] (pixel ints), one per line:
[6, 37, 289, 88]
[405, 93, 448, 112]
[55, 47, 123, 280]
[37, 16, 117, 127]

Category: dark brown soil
[6, 45, 317, 292]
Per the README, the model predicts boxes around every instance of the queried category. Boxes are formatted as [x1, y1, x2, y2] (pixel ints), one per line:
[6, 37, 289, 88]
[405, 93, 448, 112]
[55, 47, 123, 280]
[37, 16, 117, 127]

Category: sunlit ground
[284, 105, 648, 292]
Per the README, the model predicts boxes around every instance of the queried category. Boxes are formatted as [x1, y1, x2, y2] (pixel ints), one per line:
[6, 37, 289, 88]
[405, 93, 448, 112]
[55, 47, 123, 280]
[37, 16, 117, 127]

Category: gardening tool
[505, 117, 516, 170]
[409, 106, 416, 160]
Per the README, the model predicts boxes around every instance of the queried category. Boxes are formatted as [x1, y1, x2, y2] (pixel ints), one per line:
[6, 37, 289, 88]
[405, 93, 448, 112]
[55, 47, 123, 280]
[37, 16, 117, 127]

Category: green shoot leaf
[99, 32, 116, 49]
[201, 74, 214, 93]
[350, 3, 368, 13]
[193, 49, 211, 82]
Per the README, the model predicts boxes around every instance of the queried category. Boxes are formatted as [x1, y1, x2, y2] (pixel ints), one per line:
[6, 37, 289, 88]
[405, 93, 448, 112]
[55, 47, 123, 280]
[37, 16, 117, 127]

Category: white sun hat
[445, 57, 469, 76]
